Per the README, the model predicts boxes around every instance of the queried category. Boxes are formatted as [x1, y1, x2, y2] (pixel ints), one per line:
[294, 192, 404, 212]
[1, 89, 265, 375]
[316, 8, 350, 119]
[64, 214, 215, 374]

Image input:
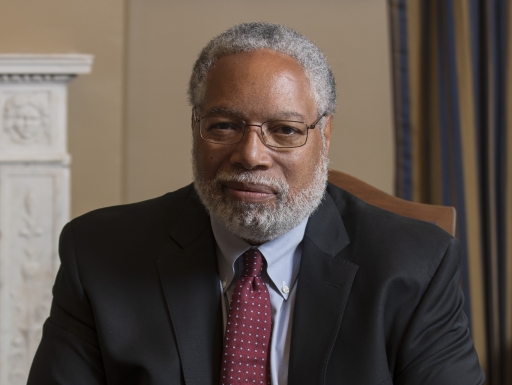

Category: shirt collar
[211, 215, 308, 300]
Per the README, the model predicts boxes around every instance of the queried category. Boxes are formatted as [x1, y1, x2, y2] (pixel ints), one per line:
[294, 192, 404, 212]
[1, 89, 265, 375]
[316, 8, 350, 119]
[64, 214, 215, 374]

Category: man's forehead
[207, 49, 306, 79]
[195, 48, 318, 123]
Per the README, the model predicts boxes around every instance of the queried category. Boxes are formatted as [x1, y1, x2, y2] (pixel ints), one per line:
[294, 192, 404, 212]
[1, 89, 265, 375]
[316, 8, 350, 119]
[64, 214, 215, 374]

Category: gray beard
[192, 151, 329, 244]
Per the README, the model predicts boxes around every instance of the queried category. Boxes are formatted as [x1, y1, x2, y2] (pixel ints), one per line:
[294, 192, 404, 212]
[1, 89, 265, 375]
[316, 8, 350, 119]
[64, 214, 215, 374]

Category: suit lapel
[157, 188, 223, 385]
[288, 193, 359, 385]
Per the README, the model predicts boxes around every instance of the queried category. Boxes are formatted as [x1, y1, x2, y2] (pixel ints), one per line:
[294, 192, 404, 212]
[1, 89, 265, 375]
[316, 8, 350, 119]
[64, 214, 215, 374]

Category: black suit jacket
[28, 183, 484, 384]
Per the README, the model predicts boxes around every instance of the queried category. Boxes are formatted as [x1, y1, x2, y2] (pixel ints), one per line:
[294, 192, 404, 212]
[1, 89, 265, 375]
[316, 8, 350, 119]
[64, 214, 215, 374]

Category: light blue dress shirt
[211, 216, 308, 385]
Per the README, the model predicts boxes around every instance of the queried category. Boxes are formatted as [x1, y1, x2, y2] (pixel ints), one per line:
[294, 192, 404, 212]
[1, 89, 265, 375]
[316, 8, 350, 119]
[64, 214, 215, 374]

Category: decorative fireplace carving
[0, 54, 93, 384]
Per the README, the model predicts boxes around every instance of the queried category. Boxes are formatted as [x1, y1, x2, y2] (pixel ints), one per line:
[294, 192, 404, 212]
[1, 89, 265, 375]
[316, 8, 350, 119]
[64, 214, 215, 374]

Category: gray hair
[188, 22, 337, 118]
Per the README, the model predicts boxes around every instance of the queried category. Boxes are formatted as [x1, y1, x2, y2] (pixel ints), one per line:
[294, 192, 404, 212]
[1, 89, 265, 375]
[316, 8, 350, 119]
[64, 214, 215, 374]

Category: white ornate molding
[0, 54, 92, 385]
[0, 74, 76, 83]
[0, 54, 93, 76]
[0, 55, 92, 163]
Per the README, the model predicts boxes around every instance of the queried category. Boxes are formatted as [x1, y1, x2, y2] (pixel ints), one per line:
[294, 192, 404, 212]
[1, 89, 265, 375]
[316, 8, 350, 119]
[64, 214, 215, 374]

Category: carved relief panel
[0, 85, 66, 157]
[0, 165, 69, 385]
[3, 92, 52, 145]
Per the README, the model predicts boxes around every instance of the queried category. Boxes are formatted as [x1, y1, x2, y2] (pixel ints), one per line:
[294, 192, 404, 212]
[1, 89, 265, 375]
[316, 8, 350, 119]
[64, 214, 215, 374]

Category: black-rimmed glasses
[193, 108, 325, 148]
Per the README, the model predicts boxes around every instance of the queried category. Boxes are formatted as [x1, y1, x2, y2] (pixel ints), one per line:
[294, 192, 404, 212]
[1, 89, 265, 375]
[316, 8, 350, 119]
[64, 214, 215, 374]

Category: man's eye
[270, 124, 301, 136]
[208, 122, 240, 131]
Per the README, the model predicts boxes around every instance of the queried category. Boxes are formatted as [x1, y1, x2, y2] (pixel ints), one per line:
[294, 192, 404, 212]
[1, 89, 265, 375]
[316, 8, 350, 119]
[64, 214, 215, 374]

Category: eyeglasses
[193, 108, 326, 148]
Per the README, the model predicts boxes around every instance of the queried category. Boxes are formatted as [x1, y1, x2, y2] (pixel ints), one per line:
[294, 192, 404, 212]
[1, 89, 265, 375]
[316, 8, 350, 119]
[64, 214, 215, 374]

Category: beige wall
[0, 0, 126, 218]
[1, 0, 394, 215]
[125, 0, 395, 203]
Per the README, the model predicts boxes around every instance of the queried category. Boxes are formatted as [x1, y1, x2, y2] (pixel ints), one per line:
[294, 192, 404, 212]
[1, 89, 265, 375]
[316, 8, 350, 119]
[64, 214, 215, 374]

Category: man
[28, 22, 484, 384]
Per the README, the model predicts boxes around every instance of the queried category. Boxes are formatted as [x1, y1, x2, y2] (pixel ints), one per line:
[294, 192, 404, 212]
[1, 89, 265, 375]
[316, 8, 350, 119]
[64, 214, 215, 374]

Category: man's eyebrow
[205, 107, 245, 118]
[205, 107, 306, 122]
[272, 111, 307, 121]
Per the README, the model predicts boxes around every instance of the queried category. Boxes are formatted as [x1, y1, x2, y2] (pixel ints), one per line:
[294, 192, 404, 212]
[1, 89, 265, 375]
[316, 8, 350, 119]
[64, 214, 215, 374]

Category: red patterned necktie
[220, 248, 272, 385]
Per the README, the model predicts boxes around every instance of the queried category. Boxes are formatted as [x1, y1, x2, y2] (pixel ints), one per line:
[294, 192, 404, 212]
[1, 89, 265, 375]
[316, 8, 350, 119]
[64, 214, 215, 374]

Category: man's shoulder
[69, 183, 201, 232]
[325, 183, 458, 274]
[326, 182, 453, 240]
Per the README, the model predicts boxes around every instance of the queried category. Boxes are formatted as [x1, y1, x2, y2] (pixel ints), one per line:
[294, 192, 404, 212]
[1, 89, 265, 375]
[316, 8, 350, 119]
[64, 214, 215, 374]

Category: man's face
[192, 49, 332, 244]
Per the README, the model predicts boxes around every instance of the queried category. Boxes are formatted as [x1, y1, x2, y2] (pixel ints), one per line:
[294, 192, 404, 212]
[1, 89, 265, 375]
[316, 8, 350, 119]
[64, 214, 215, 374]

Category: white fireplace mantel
[0, 53, 93, 75]
[0, 53, 93, 385]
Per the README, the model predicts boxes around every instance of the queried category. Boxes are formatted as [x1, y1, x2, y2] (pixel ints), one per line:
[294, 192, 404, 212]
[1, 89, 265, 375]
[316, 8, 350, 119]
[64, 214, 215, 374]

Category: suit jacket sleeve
[394, 238, 485, 384]
[27, 222, 107, 385]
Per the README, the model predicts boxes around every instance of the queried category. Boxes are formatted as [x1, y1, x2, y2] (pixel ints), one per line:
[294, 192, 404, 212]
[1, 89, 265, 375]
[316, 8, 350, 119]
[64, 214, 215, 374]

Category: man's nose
[229, 126, 272, 170]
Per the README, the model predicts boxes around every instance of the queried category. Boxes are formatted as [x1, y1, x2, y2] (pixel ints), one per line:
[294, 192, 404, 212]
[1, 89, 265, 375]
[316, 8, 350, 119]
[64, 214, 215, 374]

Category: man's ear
[322, 115, 333, 156]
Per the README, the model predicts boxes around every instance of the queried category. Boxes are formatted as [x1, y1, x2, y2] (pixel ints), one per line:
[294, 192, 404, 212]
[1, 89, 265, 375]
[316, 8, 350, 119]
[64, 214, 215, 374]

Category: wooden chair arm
[328, 170, 456, 236]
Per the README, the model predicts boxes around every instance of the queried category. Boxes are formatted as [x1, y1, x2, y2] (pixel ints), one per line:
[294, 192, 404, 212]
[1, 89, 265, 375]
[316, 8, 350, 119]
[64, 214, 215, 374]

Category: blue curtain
[389, 1, 512, 384]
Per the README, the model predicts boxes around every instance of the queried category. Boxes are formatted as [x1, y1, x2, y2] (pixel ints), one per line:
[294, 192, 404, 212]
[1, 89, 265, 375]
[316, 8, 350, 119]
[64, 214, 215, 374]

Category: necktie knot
[242, 248, 264, 278]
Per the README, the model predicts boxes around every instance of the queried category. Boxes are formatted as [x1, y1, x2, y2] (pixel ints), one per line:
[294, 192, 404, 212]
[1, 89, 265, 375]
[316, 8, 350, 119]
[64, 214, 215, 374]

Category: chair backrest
[328, 169, 456, 236]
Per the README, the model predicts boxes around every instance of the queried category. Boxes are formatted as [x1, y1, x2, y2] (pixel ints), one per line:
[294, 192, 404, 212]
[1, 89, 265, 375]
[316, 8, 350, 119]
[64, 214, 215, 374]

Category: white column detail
[0, 54, 93, 385]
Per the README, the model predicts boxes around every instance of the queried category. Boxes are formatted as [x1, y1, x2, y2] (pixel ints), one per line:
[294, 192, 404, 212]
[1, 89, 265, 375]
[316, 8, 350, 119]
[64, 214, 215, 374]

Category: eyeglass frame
[193, 107, 327, 149]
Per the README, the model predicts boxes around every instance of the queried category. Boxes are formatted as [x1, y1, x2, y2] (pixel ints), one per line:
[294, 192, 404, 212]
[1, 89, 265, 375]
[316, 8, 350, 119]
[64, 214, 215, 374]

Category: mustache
[213, 171, 289, 195]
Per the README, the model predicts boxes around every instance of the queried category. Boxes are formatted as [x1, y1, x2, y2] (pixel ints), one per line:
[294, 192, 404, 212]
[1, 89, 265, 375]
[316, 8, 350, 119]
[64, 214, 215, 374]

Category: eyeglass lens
[199, 116, 309, 148]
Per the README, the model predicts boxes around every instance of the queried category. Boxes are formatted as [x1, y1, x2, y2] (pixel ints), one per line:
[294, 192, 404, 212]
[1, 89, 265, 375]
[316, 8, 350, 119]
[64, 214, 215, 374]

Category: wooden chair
[328, 169, 456, 236]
